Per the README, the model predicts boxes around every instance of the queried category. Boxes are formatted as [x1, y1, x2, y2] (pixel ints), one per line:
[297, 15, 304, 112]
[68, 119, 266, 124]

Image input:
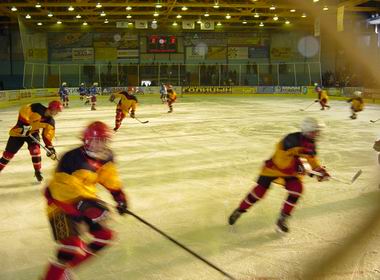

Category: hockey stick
[308, 169, 362, 185]
[125, 210, 237, 280]
[129, 113, 149, 124]
[29, 134, 59, 161]
[370, 118, 380, 123]
[300, 100, 317, 111]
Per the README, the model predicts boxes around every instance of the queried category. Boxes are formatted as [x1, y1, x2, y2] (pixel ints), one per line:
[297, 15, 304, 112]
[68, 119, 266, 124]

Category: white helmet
[93, 82, 98, 86]
[353, 91, 362, 97]
[62, 82, 67, 86]
[80, 83, 84, 86]
[301, 117, 325, 134]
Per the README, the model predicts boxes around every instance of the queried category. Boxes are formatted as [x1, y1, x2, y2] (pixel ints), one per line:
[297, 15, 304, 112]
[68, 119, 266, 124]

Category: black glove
[46, 146, 57, 160]
[111, 190, 128, 215]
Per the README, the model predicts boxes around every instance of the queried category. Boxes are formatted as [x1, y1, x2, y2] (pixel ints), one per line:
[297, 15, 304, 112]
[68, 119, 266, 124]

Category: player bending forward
[228, 117, 330, 233]
[347, 91, 364, 119]
[109, 87, 138, 132]
[315, 85, 330, 110]
[42, 121, 128, 280]
[0, 101, 62, 182]
[166, 84, 177, 113]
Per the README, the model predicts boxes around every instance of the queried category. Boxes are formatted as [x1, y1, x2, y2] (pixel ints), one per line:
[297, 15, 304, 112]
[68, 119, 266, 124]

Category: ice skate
[35, 170, 43, 182]
[276, 212, 290, 233]
[228, 209, 244, 225]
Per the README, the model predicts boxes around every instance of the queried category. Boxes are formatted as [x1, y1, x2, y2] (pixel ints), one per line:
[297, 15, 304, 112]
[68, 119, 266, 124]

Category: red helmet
[82, 121, 112, 159]
[48, 100, 63, 112]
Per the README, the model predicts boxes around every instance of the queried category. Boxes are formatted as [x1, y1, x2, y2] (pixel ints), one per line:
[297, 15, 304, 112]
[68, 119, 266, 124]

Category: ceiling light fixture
[204, 12, 209, 17]
[83, 22, 88, 26]
[225, 13, 231, 19]
[323, 6, 329, 11]
[155, 2, 162, 8]
[48, 12, 53, 17]
[37, 22, 42, 25]
[270, 6, 276, 10]
[35, 3, 42, 8]
[285, 20, 290, 24]
[153, 12, 159, 17]
[301, 13, 307, 18]
[259, 22, 264, 27]
[242, 21, 247, 24]
[254, 13, 259, 18]
[11, 6, 17, 12]
[126, 6, 132, 10]
[126, 14, 132, 18]
[172, 21, 178, 26]
[290, 9, 296, 12]
[176, 14, 182, 18]
[100, 11, 106, 16]
[68, 6, 74, 11]
[216, 21, 222, 26]
[104, 19, 109, 23]
[25, 14, 31, 19]
[181, 6, 188, 11]
[96, 3, 102, 8]
[57, 20, 62, 24]
[273, 15, 278, 21]
[76, 14, 82, 19]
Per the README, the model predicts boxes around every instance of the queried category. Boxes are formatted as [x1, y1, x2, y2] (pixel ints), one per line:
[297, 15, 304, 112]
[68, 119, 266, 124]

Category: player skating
[315, 85, 330, 110]
[166, 84, 177, 113]
[78, 83, 87, 101]
[41, 121, 128, 280]
[228, 117, 330, 233]
[0, 101, 63, 182]
[88, 82, 98, 110]
[59, 82, 69, 108]
[347, 91, 364, 119]
[109, 87, 138, 132]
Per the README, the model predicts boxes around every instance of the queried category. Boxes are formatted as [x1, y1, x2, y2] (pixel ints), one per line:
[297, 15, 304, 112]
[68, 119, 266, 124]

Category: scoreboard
[147, 35, 177, 53]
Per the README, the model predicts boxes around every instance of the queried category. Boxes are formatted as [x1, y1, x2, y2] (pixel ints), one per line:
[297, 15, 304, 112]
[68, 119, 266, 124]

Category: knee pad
[88, 228, 114, 253]
[57, 236, 86, 264]
[3, 151, 15, 160]
[285, 179, 303, 196]
[28, 144, 41, 155]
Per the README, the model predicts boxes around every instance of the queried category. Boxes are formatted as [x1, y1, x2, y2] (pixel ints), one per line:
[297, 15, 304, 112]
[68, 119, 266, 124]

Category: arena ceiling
[0, 0, 379, 30]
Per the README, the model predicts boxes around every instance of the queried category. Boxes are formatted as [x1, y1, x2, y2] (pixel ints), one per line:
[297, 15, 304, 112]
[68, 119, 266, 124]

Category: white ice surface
[0, 95, 379, 280]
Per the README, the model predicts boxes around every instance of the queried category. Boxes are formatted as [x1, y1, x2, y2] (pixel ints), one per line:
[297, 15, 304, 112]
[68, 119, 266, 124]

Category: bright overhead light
[126, 14, 132, 18]
[153, 12, 159, 17]
[290, 9, 296, 12]
[128, 22, 133, 25]
[285, 20, 290, 24]
[104, 19, 109, 23]
[155, 3, 162, 8]
[313, 0, 319, 2]
[259, 22, 264, 27]
[242, 21, 247, 24]
[35, 3, 42, 8]
[68, 6, 74, 11]
[76, 14, 82, 19]
[100, 11, 106, 16]
[254, 13, 259, 18]
[270, 6, 276, 10]
[96, 3, 102, 8]
[57, 20, 62, 24]
[213, 3, 219, 8]
[11, 6, 17, 12]
[181, 6, 188, 11]
[172, 21, 178, 26]
[176, 14, 182, 18]
[37, 22, 42, 26]
[25, 14, 31, 19]
[83, 22, 88, 26]
[225, 13, 231, 19]
[216, 21, 222, 26]
[323, 6, 329, 11]
[301, 13, 307, 18]
[126, 6, 132, 10]
[197, 19, 202, 24]
[204, 12, 209, 17]
[152, 19, 157, 24]
[48, 12, 53, 17]
[273, 15, 278, 21]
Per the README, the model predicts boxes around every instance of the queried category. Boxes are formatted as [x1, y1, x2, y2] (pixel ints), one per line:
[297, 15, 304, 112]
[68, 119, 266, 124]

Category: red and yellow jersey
[348, 97, 364, 112]
[260, 132, 321, 178]
[114, 91, 138, 113]
[46, 146, 123, 215]
[318, 90, 328, 101]
[167, 89, 177, 102]
[9, 103, 55, 146]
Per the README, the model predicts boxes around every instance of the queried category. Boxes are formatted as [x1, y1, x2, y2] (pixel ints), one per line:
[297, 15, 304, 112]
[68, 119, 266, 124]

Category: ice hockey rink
[0, 95, 379, 280]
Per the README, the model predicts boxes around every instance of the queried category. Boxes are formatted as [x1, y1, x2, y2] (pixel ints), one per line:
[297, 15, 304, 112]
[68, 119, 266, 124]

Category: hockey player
[160, 83, 167, 103]
[347, 91, 364, 119]
[78, 83, 87, 101]
[59, 82, 69, 108]
[88, 82, 99, 110]
[315, 85, 330, 110]
[228, 117, 330, 233]
[41, 121, 128, 280]
[0, 101, 63, 182]
[109, 87, 138, 132]
[166, 84, 177, 113]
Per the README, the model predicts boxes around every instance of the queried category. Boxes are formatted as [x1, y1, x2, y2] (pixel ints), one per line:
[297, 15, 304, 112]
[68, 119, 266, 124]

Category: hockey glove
[46, 146, 57, 160]
[111, 190, 128, 215]
[109, 94, 115, 103]
[21, 125, 32, 136]
[313, 166, 330, 182]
